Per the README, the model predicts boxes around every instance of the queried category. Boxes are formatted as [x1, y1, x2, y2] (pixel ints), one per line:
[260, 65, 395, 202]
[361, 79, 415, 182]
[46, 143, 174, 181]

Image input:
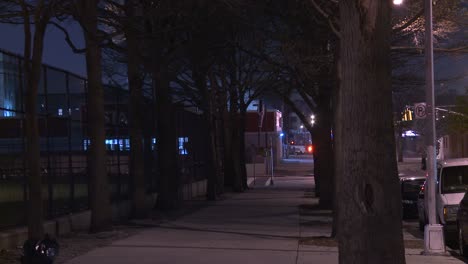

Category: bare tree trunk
[193, 68, 217, 200]
[80, 0, 112, 233]
[125, 0, 146, 217]
[315, 105, 334, 209]
[337, 1, 405, 263]
[21, 1, 49, 240]
[215, 90, 226, 195]
[238, 109, 248, 190]
[153, 68, 180, 210]
[221, 88, 236, 190]
[228, 93, 243, 192]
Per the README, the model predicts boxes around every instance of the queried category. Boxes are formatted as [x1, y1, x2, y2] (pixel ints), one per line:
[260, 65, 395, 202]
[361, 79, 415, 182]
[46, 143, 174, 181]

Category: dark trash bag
[21, 234, 59, 264]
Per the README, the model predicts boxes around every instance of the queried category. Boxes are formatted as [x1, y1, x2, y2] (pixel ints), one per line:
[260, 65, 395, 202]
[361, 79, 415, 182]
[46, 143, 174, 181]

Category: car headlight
[443, 205, 459, 221]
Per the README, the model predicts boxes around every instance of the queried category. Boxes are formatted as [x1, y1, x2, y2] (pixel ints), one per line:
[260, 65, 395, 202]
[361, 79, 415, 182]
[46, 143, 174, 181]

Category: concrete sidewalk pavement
[64, 176, 465, 264]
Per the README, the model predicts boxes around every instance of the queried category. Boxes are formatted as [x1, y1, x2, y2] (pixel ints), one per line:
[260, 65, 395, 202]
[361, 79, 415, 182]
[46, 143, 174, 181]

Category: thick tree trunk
[223, 112, 235, 189]
[125, 0, 146, 217]
[153, 69, 180, 210]
[311, 128, 320, 198]
[331, 44, 340, 239]
[194, 68, 217, 200]
[229, 109, 243, 192]
[22, 1, 49, 241]
[337, 1, 405, 263]
[214, 92, 226, 195]
[81, 0, 112, 233]
[315, 109, 334, 209]
[203, 113, 218, 200]
[238, 111, 248, 190]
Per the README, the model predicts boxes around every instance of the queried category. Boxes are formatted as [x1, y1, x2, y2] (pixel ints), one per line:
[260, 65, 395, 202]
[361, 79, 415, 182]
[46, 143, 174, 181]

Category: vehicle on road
[288, 144, 313, 155]
[418, 158, 468, 231]
[454, 161, 468, 256]
[400, 176, 425, 219]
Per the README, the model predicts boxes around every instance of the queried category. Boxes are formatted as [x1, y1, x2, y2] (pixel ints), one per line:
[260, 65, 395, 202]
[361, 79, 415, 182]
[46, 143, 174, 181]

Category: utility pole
[423, 0, 445, 254]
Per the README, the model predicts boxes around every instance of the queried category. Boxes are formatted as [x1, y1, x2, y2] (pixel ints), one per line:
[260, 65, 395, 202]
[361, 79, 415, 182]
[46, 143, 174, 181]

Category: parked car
[457, 191, 468, 257]
[418, 158, 468, 231]
[400, 176, 426, 219]
[454, 162, 468, 256]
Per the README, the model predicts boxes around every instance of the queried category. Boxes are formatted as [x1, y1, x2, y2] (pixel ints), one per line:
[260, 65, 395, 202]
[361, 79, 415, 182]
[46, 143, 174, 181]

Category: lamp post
[393, 0, 445, 253]
[423, 0, 446, 254]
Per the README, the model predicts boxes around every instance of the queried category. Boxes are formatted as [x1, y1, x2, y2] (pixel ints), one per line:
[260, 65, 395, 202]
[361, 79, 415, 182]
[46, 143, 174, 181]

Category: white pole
[270, 136, 274, 185]
[423, 0, 445, 254]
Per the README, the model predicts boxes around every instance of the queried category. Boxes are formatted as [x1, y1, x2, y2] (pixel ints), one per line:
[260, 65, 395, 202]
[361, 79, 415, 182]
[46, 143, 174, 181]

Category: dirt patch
[299, 204, 323, 210]
[299, 236, 338, 247]
[404, 239, 424, 249]
[300, 220, 332, 227]
[0, 225, 141, 264]
[54, 226, 140, 263]
[299, 237, 424, 249]
[298, 204, 333, 217]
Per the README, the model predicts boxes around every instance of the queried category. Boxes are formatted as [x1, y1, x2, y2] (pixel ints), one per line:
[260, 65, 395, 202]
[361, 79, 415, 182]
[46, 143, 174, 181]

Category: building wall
[439, 133, 468, 159]
[244, 132, 283, 165]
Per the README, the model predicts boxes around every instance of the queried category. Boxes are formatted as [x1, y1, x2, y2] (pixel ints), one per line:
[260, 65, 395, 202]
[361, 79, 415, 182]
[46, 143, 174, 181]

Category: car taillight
[307, 145, 313, 153]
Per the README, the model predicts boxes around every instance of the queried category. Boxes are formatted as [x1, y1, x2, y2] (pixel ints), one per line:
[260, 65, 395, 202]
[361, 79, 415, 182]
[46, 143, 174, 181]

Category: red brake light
[307, 145, 313, 153]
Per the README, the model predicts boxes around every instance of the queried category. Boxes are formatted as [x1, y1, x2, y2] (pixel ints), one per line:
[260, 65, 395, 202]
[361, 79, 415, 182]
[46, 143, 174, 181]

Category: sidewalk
[63, 175, 464, 264]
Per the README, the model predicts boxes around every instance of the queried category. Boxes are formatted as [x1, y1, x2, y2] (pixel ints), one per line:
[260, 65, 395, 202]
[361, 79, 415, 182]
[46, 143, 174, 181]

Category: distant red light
[307, 145, 313, 153]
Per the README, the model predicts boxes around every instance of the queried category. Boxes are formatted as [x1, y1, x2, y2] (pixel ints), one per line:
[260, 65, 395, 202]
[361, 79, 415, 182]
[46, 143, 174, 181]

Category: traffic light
[402, 108, 413, 121]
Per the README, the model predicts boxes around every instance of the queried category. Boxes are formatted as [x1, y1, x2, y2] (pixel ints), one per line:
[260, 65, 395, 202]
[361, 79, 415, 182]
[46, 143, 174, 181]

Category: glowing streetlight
[310, 114, 316, 126]
[393, 0, 403, 5]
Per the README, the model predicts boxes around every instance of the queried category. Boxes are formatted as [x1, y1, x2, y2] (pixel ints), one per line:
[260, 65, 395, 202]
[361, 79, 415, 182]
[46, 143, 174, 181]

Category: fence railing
[0, 49, 208, 230]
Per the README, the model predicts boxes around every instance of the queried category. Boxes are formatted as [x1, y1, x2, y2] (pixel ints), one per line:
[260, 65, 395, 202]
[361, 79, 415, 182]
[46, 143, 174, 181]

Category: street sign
[414, 103, 427, 119]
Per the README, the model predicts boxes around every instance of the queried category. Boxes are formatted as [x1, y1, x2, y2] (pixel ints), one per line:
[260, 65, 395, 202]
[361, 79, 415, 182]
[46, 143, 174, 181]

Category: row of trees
[0, 0, 466, 262]
[0, 0, 282, 240]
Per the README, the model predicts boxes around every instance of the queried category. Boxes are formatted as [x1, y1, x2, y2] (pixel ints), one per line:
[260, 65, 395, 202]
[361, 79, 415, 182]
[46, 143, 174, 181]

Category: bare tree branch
[392, 9, 424, 33]
[308, 0, 340, 38]
[49, 21, 86, 53]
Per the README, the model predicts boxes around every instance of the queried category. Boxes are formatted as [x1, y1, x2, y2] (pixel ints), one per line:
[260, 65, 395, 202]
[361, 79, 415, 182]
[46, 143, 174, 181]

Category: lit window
[178, 137, 189, 155]
[125, 139, 130, 150]
[58, 108, 63, 116]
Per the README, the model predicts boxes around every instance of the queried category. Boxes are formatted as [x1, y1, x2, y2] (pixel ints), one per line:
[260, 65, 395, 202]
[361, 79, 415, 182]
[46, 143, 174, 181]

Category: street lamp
[423, 0, 445, 254]
[393, 0, 403, 5]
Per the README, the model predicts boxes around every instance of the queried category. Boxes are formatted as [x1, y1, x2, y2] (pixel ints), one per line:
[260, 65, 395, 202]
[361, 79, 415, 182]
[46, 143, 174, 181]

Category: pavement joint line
[107, 244, 303, 252]
[137, 223, 302, 240]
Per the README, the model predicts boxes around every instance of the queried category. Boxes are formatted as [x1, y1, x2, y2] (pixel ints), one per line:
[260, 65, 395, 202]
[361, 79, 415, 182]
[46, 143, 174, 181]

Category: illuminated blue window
[178, 137, 189, 155]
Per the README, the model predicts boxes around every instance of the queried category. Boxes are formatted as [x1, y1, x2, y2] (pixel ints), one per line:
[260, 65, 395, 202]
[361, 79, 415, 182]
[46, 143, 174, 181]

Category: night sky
[0, 22, 465, 94]
[0, 22, 86, 77]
